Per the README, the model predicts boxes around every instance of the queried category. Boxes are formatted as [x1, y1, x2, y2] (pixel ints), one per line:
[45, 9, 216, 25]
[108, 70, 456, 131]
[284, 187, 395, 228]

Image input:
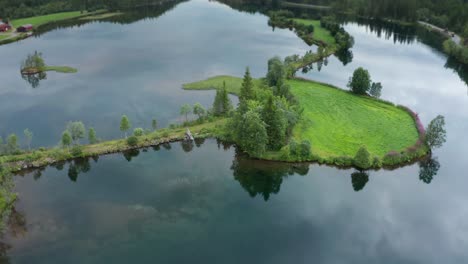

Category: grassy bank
[184, 75, 428, 166]
[21, 65, 78, 75]
[183, 75, 264, 94]
[10, 11, 97, 27]
[292, 19, 336, 45]
[0, 119, 226, 173]
[80, 12, 123, 20]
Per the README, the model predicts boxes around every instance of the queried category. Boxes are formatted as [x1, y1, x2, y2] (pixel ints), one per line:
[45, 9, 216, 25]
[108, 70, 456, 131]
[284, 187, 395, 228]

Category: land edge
[20, 66, 78, 75]
[0, 72, 430, 174]
[0, 10, 110, 46]
[183, 75, 431, 168]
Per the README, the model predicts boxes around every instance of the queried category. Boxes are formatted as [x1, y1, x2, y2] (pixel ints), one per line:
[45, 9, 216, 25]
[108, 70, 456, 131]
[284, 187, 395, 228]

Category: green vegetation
[79, 12, 122, 20]
[11, 11, 83, 27]
[120, 115, 131, 138]
[21, 52, 77, 75]
[0, 35, 9, 41]
[292, 18, 335, 45]
[184, 75, 427, 164]
[43, 66, 78, 73]
[443, 39, 468, 64]
[288, 78, 421, 159]
[183, 75, 263, 95]
[425, 115, 447, 149]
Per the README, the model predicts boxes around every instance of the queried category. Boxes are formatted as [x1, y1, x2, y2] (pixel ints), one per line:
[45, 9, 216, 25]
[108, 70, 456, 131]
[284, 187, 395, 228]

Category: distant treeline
[0, 0, 177, 20]
[218, 0, 468, 37]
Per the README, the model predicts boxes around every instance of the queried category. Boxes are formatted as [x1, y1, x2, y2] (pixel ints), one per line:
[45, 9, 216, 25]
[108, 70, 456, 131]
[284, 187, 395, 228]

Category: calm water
[1, 0, 468, 263]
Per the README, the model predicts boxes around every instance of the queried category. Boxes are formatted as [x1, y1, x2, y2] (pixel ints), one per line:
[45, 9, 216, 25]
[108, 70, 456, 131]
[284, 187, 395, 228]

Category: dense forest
[218, 0, 468, 36]
[0, 0, 175, 19]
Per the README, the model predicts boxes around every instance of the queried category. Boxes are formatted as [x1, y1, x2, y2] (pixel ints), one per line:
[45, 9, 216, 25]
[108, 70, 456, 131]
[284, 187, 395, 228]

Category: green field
[0, 35, 9, 41]
[184, 76, 420, 160]
[293, 19, 336, 45]
[43, 66, 78, 73]
[287, 79, 418, 158]
[80, 12, 122, 20]
[183, 75, 264, 94]
[11, 11, 84, 27]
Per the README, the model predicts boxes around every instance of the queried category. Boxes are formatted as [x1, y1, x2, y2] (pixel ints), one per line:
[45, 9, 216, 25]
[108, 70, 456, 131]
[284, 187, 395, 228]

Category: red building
[17, 24, 33, 32]
[0, 23, 11, 32]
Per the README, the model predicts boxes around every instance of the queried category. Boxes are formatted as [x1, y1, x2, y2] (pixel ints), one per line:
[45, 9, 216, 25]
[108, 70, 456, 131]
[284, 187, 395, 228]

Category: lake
[1, 0, 468, 263]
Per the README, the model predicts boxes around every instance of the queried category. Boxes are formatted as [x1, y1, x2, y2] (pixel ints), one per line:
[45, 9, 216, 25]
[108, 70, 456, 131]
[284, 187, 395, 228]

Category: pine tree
[262, 95, 287, 150]
[240, 67, 255, 102]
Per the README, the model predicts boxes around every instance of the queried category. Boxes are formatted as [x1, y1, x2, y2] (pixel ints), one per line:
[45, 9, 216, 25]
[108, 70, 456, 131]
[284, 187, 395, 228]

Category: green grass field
[184, 76, 420, 160]
[43, 66, 78, 73]
[288, 78, 418, 158]
[0, 35, 9, 41]
[11, 11, 84, 27]
[183, 75, 264, 94]
[293, 19, 336, 45]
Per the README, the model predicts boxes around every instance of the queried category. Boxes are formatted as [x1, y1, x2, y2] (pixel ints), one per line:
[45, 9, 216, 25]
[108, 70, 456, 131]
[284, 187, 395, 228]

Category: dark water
[2, 0, 468, 263]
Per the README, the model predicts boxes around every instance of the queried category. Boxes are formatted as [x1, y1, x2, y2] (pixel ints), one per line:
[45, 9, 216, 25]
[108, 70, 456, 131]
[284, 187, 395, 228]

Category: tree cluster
[227, 62, 303, 158]
[347, 67, 383, 97]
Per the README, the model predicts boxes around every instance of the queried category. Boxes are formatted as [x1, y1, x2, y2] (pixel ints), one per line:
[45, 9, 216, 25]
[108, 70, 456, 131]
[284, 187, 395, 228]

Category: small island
[20, 51, 77, 75]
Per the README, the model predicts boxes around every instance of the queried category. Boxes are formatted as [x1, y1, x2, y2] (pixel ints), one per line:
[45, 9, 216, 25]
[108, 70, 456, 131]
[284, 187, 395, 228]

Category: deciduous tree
[120, 115, 131, 138]
[425, 115, 446, 149]
[348, 67, 371, 95]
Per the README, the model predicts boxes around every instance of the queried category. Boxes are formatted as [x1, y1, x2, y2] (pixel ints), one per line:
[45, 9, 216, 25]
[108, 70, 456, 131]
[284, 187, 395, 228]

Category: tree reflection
[21, 71, 47, 89]
[180, 140, 194, 153]
[335, 49, 354, 66]
[123, 149, 140, 162]
[231, 152, 309, 201]
[419, 156, 441, 184]
[351, 171, 369, 192]
[67, 158, 91, 182]
[6, 208, 27, 238]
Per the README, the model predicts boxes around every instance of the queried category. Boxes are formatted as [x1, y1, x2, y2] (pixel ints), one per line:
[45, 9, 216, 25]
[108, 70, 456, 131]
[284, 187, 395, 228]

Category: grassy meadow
[292, 19, 336, 45]
[184, 76, 421, 161]
[11, 11, 84, 27]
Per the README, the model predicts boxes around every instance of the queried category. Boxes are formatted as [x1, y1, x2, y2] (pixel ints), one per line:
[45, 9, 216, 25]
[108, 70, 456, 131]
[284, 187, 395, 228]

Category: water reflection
[231, 151, 309, 201]
[20, 71, 46, 89]
[418, 156, 441, 184]
[350, 171, 369, 192]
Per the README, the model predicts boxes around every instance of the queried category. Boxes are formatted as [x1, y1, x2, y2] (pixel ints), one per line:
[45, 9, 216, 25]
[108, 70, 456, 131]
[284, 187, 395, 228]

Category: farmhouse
[0, 23, 11, 32]
[17, 24, 33, 32]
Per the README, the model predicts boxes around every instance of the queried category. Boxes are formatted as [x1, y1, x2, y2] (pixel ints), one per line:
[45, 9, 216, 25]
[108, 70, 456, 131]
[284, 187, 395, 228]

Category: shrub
[133, 128, 144, 137]
[289, 140, 298, 156]
[354, 146, 371, 169]
[299, 140, 311, 159]
[162, 131, 169, 137]
[383, 151, 402, 166]
[70, 145, 83, 157]
[333, 156, 354, 167]
[127, 136, 138, 146]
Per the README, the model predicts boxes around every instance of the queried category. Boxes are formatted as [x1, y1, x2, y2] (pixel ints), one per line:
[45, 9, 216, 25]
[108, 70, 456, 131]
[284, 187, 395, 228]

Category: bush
[70, 145, 83, 157]
[133, 128, 144, 137]
[299, 140, 311, 159]
[354, 146, 371, 169]
[127, 136, 138, 146]
[162, 131, 169, 137]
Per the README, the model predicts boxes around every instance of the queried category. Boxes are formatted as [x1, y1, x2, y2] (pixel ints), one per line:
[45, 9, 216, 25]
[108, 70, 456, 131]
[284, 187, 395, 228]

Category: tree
[6, 134, 19, 154]
[240, 67, 255, 102]
[213, 82, 232, 116]
[88, 127, 97, 144]
[354, 146, 371, 169]
[61, 131, 72, 148]
[180, 104, 192, 122]
[127, 136, 138, 146]
[348, 67, 371, 95]
[299, 140, 311, 159]
[120, 115, 131, 138]
[193, 103, 206, 119]
[369, 82, 383, 98]
[266, 57, 285, 87]
[237, 110, 268, 157]
[425, 115, 446, 149]
[24, 128, 33, 150]
[151, 119, 158, 131]
[262, 95, 287, 150]
[66, 121, 86, 144]
[133, 128, 144, 136]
